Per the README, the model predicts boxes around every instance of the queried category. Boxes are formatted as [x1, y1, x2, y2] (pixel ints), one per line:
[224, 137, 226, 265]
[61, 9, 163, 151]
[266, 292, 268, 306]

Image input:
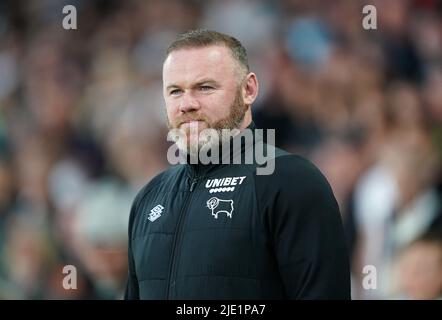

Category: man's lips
[178, 120, 206, 127]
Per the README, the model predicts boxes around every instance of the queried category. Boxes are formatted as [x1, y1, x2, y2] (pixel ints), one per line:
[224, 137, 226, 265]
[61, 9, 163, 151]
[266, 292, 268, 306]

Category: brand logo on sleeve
[147, 204, 164, 222]
[205, 176, 246, 193]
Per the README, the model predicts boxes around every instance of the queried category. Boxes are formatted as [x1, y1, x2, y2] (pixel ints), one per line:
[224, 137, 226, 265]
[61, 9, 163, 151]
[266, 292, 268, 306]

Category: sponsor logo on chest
[205, 176, 246, 193]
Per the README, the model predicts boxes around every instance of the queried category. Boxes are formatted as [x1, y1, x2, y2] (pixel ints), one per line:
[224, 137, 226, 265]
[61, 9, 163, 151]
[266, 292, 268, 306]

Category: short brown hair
[166, 29, 250, 76]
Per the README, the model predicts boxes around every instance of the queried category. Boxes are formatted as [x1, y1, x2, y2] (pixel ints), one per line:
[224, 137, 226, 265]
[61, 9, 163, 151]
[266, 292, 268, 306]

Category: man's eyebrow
[193, 78, 219, 86]
[166, 84, 180, 91]
[166, 79, 219, 91]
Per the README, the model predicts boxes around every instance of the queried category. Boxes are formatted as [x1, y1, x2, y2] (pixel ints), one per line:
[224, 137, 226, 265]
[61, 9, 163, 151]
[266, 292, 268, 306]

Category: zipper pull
[190, 179, 197, 192]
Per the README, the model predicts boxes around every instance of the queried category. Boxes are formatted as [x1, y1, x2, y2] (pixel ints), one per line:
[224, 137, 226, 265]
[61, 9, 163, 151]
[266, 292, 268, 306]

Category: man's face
[163, 45, 248, 154]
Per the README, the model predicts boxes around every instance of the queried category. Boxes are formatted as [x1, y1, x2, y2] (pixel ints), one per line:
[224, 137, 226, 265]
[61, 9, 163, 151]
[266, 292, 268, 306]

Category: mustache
[175, 115, 209, 127]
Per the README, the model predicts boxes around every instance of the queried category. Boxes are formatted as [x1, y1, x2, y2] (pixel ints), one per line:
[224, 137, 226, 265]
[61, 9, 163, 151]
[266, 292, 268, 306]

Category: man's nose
[179, 91, 200, 113]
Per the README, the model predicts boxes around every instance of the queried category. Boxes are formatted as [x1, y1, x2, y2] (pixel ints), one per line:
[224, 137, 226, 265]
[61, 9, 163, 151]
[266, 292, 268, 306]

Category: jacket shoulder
[255, 152, 335, 201]
[258, 149, 325, 179]
[131, 164, 186, 213]
[273, 154, 325, 179]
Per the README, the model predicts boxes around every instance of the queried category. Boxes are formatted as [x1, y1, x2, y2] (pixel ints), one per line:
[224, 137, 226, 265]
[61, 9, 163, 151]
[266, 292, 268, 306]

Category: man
[124, 29, 351, 299]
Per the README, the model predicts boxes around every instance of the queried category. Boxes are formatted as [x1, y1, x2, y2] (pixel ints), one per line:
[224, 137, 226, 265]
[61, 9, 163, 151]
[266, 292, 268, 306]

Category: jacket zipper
[165, 172, 199, 299]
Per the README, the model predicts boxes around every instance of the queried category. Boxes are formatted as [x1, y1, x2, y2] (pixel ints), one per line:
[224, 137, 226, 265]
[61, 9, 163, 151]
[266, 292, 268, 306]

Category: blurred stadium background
[0, 0, 441, 299]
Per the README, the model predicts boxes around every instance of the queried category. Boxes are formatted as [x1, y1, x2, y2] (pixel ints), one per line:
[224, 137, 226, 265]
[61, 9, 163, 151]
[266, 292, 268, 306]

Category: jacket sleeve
[255, 155, 351, 299]
[124, 173, 165, 300]
[124, 199, 139, 299]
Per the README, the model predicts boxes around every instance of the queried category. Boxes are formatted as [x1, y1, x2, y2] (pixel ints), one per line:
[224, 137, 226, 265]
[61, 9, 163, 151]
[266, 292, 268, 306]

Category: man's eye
[200, 86, 213, 91]
[170, 89, 182, 95]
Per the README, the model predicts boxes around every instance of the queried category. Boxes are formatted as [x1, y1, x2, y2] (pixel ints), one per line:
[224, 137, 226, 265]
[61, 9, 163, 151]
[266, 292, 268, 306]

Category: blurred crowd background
[0, 0, 441, 299]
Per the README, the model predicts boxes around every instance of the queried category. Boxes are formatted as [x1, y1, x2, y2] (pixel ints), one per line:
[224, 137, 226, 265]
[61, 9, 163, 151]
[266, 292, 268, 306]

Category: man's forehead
[163, 45, 236, 80]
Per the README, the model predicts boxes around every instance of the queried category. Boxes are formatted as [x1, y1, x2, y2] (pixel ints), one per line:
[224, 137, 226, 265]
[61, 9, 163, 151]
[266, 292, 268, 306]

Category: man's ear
[242, 72, 259, 106]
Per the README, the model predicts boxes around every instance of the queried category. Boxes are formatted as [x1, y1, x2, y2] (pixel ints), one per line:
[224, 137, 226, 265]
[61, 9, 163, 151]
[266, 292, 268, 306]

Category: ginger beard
[167, 86, 248, 157]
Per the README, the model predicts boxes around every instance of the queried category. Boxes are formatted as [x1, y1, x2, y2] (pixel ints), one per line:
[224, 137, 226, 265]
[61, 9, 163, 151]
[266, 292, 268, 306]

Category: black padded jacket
[124, 122, 351, 300]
